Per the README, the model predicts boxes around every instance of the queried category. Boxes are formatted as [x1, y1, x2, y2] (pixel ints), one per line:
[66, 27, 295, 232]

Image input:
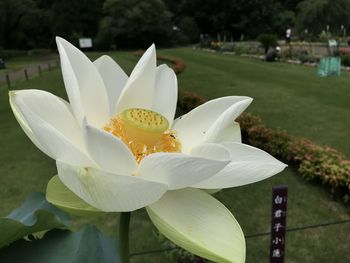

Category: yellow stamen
[104, 108, 181, 163]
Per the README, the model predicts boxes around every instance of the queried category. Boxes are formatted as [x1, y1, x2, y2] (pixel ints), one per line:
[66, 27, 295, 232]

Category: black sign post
[269, 185, 288, 263]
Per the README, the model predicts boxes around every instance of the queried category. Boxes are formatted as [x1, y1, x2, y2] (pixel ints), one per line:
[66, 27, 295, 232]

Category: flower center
[104, 108, 181, 162]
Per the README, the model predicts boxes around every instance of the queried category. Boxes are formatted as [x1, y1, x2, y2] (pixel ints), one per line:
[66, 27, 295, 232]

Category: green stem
[119, 212, 131, 263]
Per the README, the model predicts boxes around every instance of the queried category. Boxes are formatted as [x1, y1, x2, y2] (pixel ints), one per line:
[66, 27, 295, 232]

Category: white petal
[9, 91, 46, 153]
[137, 149, 229, 190]
[147, 188, 245, 263]
[10, 90, 92, 166]
[93, 55, 128, 115]
[56, 161, 168, 212]
[194, 142, 287, 189]
[204, 100, 252, 143]
[152, 64, 177, 126]
[174, 96, 252, 153]
[83, 120, 137, 174]
[11, 90, 82, 144]
[208, 121, 242, 143]
[56, 37, 109, 127]
[190, 143, 231, 161]
[116, 44, 156, 113]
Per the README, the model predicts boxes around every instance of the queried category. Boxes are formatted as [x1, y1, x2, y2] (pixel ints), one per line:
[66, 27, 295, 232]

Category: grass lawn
[0, 53, 55, 74]
[0, 49, 350, 263]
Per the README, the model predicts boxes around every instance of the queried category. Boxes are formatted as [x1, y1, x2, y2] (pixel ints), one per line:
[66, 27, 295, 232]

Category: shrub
[257, 34, 278, 54]
[160, 57, 186, 74]
[298, 52, 309, 63]
[177, 90, 206, 114]
[341, 54, 350, 67]
[237, 112, 350, 200]
[232, 45, 246, 55]
[318, 31, 333, 42]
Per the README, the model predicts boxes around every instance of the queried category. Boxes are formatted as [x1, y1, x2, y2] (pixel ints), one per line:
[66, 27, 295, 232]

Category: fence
[129, 219, 350, 259]
[0, 60, 59, 88]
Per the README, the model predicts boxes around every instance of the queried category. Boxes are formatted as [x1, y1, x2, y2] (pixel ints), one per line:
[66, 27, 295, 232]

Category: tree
[48, 0, 104, 46]
[165, 0, 294, 40]
[257, 34, 278, 54]
[0, 0, 104, 49]
[172, 0, 230, 36]
[278, 0, 303, 11]
[178, 17, 199, 43]
[0, 0, 39, 49]
[296, 0, 350, 36]
[225, 0, 289, 39]
[96, 0, 173, 49]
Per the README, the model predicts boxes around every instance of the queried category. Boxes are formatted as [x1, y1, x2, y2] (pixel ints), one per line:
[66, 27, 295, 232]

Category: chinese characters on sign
[269, 185, 288, 263]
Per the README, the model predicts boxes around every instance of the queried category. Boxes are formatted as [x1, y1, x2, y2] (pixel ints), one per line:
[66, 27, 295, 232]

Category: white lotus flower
[9, 37, 286, 263]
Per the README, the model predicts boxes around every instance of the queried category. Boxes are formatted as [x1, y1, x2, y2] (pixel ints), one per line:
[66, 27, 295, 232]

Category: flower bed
[200, 46, 350, 72]
[177, 90, 350, 201]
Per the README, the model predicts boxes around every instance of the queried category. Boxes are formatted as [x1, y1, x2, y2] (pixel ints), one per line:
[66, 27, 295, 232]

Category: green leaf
[0, 192, 69, 248]
[0, 225, 120, 263]
[147, 188, 246, 263]
[46, 175, 105, 217]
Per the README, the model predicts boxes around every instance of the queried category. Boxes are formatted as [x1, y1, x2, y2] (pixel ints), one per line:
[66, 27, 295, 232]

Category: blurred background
[1, 0, 350, 50]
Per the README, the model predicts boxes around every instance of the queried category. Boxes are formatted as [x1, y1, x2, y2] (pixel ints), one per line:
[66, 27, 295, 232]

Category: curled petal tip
[242, 96, 253, 105]
[55, 36, 65, 45]
[145, 43, 156, 55]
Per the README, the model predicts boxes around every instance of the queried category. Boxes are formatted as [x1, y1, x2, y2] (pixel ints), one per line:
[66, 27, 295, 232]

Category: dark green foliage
[296, 0, 350, 37]
[3, 0, 350, 49]
[257, 34, 278, 53]
[0, 0, 300, 49]
[167, 0, 294, 39]
[96, 0, 173, 49]
[0, 0, 40, 49]
[341, 54, 350, 67]
[48, 0, 104, 46]
[0, 0, 104, 49]
[177, 17, 200, 44]
[273, 10, 296, 34]
[279, 0, 304, 11]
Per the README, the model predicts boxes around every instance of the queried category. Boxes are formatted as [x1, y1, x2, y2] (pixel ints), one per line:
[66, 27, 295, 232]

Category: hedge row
[237, 113, 350, 200]
[176, 90, 350, 201]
